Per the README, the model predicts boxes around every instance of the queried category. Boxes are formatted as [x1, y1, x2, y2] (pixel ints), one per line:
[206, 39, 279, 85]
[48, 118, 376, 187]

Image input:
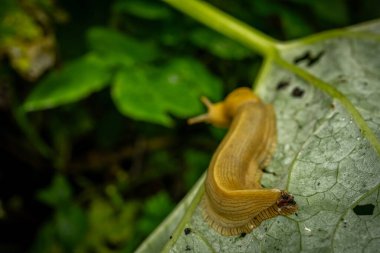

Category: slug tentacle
[189, 87, 297, 236]
[188, 96, 229, 127]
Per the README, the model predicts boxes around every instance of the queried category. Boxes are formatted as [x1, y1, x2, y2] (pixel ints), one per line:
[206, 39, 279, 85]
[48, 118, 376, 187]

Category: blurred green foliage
[0, 0, 379, 252]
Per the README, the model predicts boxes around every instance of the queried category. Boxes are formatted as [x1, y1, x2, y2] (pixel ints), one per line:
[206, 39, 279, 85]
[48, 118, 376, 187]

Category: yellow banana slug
[189, 87, 298, 236]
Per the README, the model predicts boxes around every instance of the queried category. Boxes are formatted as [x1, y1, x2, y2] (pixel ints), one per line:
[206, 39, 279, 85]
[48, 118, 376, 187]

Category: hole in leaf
[293, 50, 325, 67]
[291, 87, 304, 98]
[184, 227, 191, 235]
[353, 204, 375, 215]
[263, 168, 277, 176]
[294, 51, 311, 64]
[276, 80, 290, 90]
[307, 51, 325, 67]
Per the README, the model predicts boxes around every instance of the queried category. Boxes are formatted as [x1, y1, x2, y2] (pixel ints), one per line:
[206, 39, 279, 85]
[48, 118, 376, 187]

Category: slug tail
[201, 196, 262, 236]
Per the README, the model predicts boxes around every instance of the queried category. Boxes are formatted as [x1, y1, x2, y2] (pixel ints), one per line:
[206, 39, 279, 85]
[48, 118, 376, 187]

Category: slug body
[189, 87, 297, 236]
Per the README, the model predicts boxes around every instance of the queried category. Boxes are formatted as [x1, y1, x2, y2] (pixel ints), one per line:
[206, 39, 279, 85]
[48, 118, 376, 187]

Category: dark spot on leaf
[263, 168, 277, 176]
[185, 245, 191, 251]
[184, 227, 191, 235]
[276, 80, 290, 90]
[240, 232, 246, 238]
[330, 103, 335, 109]
[317, 182, 320, 186]
[291, 87, 304, 98]
[293, 50, 325, 67]
[307, 51, 325, 67]
[353, 204, 375, 215]
[293, 51, 311, 64]
[169, 235, 172, 239]
[295, 212, 298, 217]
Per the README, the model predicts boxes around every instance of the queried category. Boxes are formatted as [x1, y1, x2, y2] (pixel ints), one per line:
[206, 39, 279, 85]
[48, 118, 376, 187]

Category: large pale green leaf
[23, 55, 111, 111]
[135, 20, 380, 253]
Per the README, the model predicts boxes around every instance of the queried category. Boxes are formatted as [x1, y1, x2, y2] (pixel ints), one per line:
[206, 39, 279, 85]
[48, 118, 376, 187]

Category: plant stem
[164, 0, 278, 56]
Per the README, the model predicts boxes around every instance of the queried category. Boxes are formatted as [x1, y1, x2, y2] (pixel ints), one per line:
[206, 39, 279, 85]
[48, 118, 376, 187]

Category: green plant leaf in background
[299, 0, 349, 26]
[34, 174, 88, 252]
[137, 191, 175, 236]
[279, 9, 315, 39]
[23, 55, 111, 111]
[75, 198, 139, 253]
[55, 205, 87, 251]
[112, 0, 172, 20]
[112, 57, 222, 126]
[87, 27, 159, 67]
[190, 28, 253, 59]
[135, 1, 380, 252]
[0, 0, 56, 80]
[37, 174, 72, 208]
[22, 25, 223, 127]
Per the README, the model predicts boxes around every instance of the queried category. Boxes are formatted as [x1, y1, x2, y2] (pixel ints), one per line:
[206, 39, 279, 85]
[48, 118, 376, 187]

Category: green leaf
[135, 18, 380, 253]
[0, 3, 42, 42]
[113, 0, 172, 20]
[87, 27, 159, 67]
[305, 0, 349, 25]
[30, 223, 57, 253]
[112, 67, 172, 126]
[55, 205, 87, 251]
[37, 174, 72, 207]
[137, 191, 175, 235]
[111, 57, 222, 126]
[23, 55, 111, 111]
[279, 9, 314, 39]
[75, 199, 139, 252]
[190, 28, 253, 59]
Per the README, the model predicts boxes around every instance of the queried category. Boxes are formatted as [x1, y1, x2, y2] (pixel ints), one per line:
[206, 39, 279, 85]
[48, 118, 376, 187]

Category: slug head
[187, 87, 261, 128]
[188, 97, 230, 127]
